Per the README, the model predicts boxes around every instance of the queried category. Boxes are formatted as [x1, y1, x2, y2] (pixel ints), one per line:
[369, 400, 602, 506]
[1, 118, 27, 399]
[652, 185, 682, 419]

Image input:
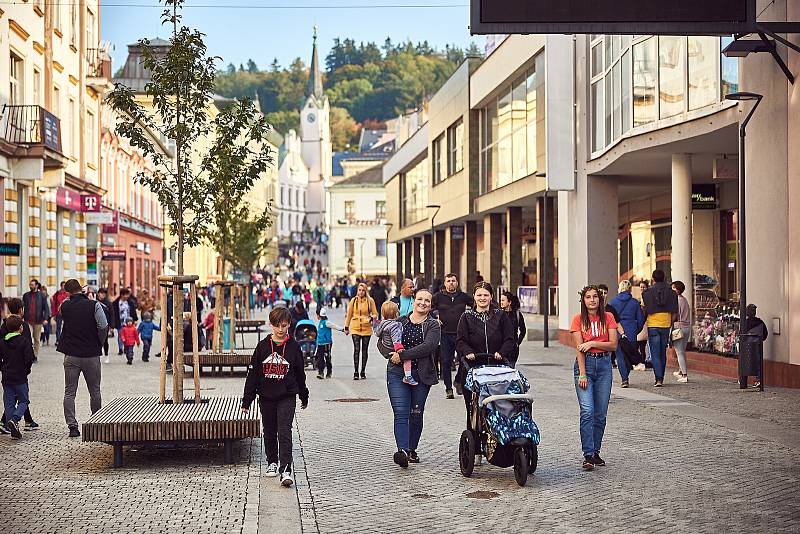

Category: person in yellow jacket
[344, 283, 378, 381]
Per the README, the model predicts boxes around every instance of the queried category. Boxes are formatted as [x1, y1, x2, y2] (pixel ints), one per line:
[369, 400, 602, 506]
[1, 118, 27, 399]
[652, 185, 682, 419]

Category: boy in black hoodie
[1, 298, 39, 434]
[1, 315, 35, 439]
[242, 307, 308, 487]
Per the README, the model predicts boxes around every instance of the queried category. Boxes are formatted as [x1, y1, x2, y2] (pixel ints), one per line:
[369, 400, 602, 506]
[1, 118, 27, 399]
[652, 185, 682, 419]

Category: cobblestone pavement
[2, 306, 799, 534]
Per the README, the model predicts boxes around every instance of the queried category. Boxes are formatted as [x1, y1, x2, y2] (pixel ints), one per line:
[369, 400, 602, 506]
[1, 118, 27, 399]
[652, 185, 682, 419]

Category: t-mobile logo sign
[81, 194, 101, 212]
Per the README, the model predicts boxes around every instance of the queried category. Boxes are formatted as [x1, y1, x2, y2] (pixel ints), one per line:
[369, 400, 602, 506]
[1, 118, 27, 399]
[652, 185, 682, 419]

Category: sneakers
[402, 375, 419, 386]
[24, 421, 39, 431]
[280, 469, 294, 487]
[620, 380, 629, 388]
[316, 373, 325, 380]
[654, 380, 663, 388]
[68, 426, 81, 438]
[592, 453, 606, 466]
[0, 425, 10, 435]
[393, 449, 409, 469]
[407, 450, 420, 463]
[582, 456, 594, 470]
[166, 364, 173, 373]
[672, 370, 682, 377]
[446, 389, 454, 399]
[265, 463, 279, 477]
[126, 360, 133, 365]
[7, 421, 22, 439]
[104, 356, 110, 364]
[353, 373, 359, 381]
[634, 364, 646, 371]
[360, 372, 366, 380]
[325, 373, 332, 379]
[676, 375, 689, 383]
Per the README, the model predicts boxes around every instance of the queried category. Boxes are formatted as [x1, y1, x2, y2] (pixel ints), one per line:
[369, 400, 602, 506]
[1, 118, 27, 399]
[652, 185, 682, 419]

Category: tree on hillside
[330, 107, 359, 151]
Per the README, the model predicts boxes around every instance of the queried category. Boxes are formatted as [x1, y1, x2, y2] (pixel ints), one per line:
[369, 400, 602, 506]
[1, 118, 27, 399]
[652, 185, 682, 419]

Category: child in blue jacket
[315, 308, 343, 379]
[137, 311, 161, 362]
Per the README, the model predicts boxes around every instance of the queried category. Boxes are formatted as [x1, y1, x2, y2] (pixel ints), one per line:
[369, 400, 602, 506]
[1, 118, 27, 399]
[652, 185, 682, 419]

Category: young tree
[107, 0, 274, 401]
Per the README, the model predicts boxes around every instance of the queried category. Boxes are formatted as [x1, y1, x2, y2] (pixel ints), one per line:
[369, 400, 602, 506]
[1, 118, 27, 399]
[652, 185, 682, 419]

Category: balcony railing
[87, 48, 112, 79]
[0, 104, 63, 153]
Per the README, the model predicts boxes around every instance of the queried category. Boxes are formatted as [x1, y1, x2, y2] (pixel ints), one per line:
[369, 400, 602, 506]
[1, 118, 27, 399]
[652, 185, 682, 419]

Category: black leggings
[352, 334, 370, 374]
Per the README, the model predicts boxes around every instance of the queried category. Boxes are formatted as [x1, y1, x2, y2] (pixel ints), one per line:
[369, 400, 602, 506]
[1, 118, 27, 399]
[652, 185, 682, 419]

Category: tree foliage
[215, 38, 482, 150]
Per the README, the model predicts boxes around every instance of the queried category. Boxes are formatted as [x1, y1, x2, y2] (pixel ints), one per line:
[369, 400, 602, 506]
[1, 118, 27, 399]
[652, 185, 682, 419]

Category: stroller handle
[463, 352, 510, 369]
[480, 391, 535, 407]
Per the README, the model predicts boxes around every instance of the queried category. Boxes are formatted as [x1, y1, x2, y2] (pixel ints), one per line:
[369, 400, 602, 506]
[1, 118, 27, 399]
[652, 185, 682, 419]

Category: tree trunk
[171, 2, 185, 403]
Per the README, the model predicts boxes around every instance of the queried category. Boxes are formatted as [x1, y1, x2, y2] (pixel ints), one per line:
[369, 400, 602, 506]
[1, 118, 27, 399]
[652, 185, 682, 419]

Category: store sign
[81, 194, 101, 212]
[102, 210, 120, 234]
[692, 185, 718, 210]
[85, 211, 114, 225]
[56, 187, 82, 211]
[450, 225, 464, 240]
[0, 243, 21, 257]
[522, 223, 536, 241]
[41, 109, 63, 153]
[101, 249, 126, 261]
[87, 248, 98, 287]
[119, 214, 162, 240]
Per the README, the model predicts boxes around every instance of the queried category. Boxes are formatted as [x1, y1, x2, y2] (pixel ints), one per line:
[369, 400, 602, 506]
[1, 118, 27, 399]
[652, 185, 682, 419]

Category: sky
[101, 1, 480, 74]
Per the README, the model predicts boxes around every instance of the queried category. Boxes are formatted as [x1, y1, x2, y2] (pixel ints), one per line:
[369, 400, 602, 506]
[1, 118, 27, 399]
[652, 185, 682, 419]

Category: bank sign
[692, 185, 718, 210]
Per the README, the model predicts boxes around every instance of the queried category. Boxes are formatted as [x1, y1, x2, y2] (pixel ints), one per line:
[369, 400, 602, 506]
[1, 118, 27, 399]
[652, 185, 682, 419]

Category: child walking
[0, 316, 35, 439]
[137, 312, 160, 362]
[375, 301, 415, 385]
[120, 317, 141, 365]
[242, 307, 309, 487]
[314, 307, 343, 379]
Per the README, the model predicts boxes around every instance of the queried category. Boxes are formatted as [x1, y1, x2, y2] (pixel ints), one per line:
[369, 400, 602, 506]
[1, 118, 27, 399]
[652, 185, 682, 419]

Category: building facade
[328, 167, 394, 278]
[1, 1, 107, 295]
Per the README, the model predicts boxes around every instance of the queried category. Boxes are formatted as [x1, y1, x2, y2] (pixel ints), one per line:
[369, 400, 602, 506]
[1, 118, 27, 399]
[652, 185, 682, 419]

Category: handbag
[671, 328, 683, 341]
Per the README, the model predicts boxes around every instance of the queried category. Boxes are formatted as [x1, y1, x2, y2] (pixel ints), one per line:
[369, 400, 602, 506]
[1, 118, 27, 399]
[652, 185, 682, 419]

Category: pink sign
[56, 187, 82, 211]
[101, 210, 119, 234]
[81, 194, 101, 212]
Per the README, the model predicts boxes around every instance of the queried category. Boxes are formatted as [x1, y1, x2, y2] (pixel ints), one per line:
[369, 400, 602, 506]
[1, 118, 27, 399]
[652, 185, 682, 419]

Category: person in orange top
[570, 285, 618, 472]
[119, 317, 141, 365]
[344, 282, 377, 380]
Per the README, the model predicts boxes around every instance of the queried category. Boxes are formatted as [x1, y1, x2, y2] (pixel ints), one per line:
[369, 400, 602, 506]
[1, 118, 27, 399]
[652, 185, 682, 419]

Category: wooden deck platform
[82, 396, 260, 467]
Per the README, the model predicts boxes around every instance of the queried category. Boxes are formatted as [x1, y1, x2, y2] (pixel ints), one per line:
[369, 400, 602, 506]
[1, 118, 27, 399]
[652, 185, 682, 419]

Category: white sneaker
[104, 356, 110, 364]
[634, 364, 646, 371]
[672, 371, 681, 377]
[280, 470, 294, 487]
[677, 375, 689, 383]
[265, 463, 279, 477]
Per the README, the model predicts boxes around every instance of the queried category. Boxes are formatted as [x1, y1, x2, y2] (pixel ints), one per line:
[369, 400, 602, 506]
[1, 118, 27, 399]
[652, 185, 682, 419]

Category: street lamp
[426, 204, 441, 283]
[384, 222, 393, 278]
[357, 237, 366, 279]
[725, 91, 763, 391]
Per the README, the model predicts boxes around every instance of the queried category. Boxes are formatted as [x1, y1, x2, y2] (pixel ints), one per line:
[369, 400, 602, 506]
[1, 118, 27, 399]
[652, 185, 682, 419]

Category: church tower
[300, 27, 331, 235]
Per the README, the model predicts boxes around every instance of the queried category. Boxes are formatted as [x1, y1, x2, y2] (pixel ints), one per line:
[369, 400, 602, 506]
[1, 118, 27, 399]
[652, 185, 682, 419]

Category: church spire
[306, 26, 324, 99]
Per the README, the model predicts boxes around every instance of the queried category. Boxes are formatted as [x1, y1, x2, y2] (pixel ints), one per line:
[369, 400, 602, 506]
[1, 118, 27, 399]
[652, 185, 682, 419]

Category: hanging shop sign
[101, 248, 126, 261]
[81, 194, 101, 212]
[692, 184, 718, 210]
[450, 225, 464, 240]
[55, 187, 83, 211]
[0, 243, 21, 256]
[41, 108, 63, 153]
[101, 210, 120, 234]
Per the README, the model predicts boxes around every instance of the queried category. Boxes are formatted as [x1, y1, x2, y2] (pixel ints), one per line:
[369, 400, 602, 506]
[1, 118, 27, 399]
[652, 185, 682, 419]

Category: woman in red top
[570, 285, 618, 471]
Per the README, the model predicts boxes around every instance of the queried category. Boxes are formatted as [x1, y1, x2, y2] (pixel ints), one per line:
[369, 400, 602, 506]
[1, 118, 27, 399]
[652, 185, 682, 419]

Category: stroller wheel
[459, 430, 476, 477]
[513, 447, 529, 487]
[529, 445, 538, 474]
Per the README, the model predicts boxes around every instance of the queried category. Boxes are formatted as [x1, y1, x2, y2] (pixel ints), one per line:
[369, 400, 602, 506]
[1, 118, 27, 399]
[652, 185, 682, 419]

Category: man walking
[369, 277, 388, 319]
[22, 279, 49, 360]
[432, 274, 473, 399]
[111, 288, 138, 355]
[642, 269, 678, 388]
[51, 281, 69, 344]
[58, 279, 108, 437]
[390, 278, 414, 317]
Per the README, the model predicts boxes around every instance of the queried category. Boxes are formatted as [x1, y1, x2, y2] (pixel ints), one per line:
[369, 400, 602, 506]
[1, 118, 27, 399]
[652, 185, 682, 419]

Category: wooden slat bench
[235, 319, 266, 347]
[185, 352, 252, 375]
[82, 396, 260, 467]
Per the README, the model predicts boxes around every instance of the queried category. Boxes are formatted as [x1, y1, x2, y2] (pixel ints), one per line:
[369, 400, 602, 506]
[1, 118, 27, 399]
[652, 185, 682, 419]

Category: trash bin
[222, 318, 232, 351]
[738, 333, 763, 388]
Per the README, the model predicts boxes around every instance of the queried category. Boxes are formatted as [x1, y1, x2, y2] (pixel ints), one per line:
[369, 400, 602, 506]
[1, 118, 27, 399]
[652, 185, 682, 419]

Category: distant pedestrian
[608, 280, 646, 388]
[390, 278, 415, 317]
[96, 289, 113, 362]
[500, 291, 526, 368]
[431, 274, 473, 397]
[369, 277, 388, 319]
[52, 281, 70, 343]
[22, 279, 49, 360]
[570, 285, 618, 471]
[642, 270, 678, 387]
[111, 288, 138, 355]
[137, 311, 160, 362]
[670, 281, 691, 383]
[39, 286, 52, 346]
[344, 283, 377, 380]
[242, 307, 309, 487]
[0, 315, 35, 440]
[314, 307, 343, 379]
[740, 304, 768, 389]
[58, 279, 109, 438]
[0, 298, 39, 433]
[377, 288, 440, 468]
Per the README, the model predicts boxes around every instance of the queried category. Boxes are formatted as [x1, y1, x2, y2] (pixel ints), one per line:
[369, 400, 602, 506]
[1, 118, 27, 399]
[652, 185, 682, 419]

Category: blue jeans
[3, 383, 30, 424]
[387, 365, 431, 451]
[117, 328, 124, 352]
[574, 354, 612, 457]
[647, 327, 671, 381]
[55, 314, 64, 342]
[142, 339, 152, 360]
[615, 344, 630, 381]
[440, 333, 456, 391]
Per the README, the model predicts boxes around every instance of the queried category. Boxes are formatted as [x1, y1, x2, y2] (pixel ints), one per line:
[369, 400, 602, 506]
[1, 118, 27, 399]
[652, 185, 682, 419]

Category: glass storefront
[400, 157, 429, 227]
[592, 35, 738, 154]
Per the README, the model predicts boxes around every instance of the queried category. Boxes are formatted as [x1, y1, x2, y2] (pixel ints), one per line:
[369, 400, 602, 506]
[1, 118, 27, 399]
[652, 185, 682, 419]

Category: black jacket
[57, 294, 107, 358]
[0, 331, 35, 385]
[642, 283, 678, 316]
[369, 283, 387, 307]
[0, 319, 33, 349]
[242, 336, 309, 408]
[376, 315, 441, 386]
[456, 309, 517, 362]
[431, 289, 473, 334]
[111, 297, 139, 329]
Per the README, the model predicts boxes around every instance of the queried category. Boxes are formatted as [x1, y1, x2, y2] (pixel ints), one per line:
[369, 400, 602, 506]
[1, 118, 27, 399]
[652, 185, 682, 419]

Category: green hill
[214, 38, 482, 151]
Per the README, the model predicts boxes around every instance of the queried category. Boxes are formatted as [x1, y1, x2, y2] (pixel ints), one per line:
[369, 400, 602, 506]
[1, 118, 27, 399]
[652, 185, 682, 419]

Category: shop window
[446, 119, 464, 177]
[375, 200, 386, 220]
[344, 200, 355, 221]
[632, 37, 657, 127]
[376, 239, 387, 257]
[432, 134, 444, 184]
[658, 36, 687, 119]
[399, 157, 429, 227]
[688, 36, 719, 110]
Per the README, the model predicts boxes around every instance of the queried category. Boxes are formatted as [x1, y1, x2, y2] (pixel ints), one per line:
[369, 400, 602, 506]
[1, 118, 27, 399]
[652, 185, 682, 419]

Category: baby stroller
[459, 354, 540, 486]
[294, 319, 317, 368]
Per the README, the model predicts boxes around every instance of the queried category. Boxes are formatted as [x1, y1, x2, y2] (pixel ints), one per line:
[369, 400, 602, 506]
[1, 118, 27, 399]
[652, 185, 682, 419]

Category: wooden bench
[185, 352, 252, 375]
[82, 396, 260, 467]
[235, 319, 266, 347]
